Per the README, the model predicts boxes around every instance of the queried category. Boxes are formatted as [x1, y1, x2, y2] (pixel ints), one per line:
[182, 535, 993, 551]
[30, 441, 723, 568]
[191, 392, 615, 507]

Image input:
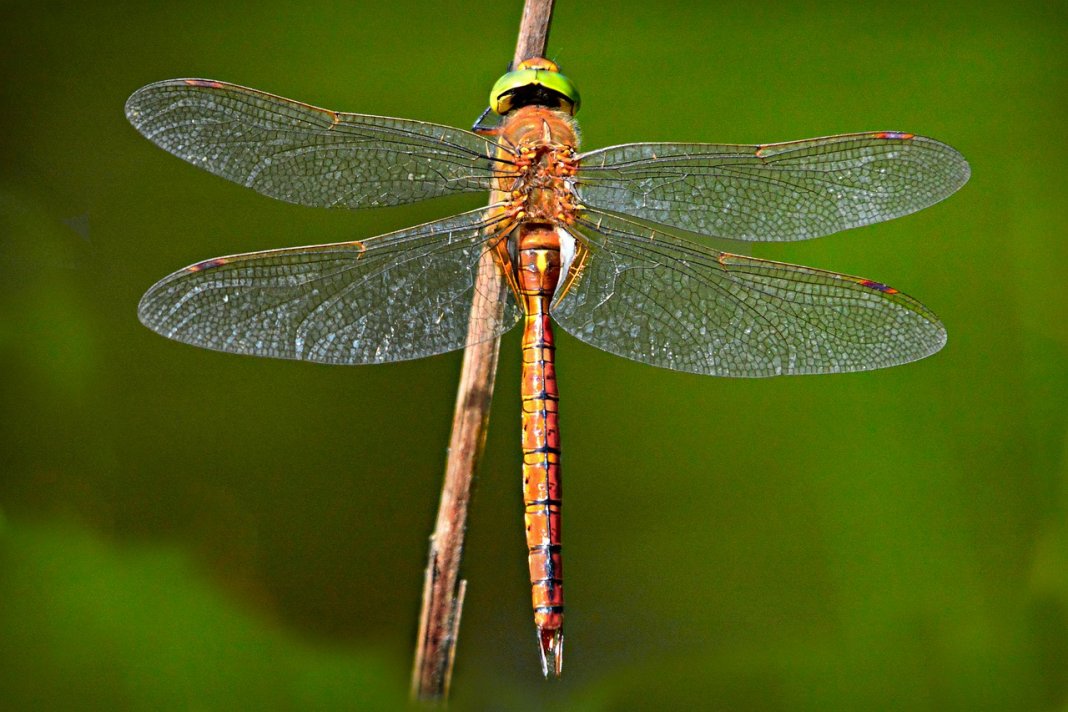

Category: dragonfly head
[490, 58, 580, 116]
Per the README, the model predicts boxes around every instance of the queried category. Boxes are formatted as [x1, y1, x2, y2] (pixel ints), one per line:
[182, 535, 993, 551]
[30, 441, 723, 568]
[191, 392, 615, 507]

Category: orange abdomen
[516, 224, 564, 676]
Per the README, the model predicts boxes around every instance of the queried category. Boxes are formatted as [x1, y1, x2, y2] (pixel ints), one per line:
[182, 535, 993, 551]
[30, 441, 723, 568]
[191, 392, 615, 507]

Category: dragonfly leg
[472, 105, 500, 134]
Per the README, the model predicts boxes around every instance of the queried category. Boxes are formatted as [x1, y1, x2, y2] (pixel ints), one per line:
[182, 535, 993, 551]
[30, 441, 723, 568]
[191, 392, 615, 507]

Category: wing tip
[125, 77, 232, 127]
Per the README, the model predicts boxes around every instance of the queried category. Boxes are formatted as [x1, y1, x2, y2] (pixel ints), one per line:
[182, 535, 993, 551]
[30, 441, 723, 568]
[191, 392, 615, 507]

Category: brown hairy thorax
[496, 106, 580, 226]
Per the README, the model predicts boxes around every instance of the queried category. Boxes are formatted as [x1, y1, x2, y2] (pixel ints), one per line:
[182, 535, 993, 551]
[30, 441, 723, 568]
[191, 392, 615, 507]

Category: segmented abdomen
[516, 224, 564, 676]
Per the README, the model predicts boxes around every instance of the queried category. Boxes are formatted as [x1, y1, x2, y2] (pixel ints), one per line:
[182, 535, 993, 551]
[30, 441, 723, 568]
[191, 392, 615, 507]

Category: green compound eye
[489, 58, 580, 116]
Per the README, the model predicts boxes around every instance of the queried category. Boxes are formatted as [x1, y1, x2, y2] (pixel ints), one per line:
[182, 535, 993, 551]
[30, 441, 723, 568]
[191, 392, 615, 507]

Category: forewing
[577, 133, 969, 241]
[553, 210, 946, 377]
[125, 79, 503, 208]
[138, 209, 520, 364]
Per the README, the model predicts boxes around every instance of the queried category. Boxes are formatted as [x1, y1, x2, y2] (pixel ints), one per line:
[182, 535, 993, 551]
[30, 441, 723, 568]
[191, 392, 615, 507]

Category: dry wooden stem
[410, 0, 555, 703]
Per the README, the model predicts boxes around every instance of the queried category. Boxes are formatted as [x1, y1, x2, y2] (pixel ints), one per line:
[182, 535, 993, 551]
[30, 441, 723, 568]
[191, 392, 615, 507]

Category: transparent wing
[553, 210, 946, 377]
[576, 132, 969, 241]
[138, 208, 520, 364]
[125, 79, 504, 209]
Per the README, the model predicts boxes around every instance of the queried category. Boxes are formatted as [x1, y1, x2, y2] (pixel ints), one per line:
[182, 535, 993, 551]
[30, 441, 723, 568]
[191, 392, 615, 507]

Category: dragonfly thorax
[501, 108, 581, 225]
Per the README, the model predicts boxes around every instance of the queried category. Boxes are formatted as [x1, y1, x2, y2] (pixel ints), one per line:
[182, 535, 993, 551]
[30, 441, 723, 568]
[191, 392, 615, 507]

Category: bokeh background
[1, 1, 1065, 710]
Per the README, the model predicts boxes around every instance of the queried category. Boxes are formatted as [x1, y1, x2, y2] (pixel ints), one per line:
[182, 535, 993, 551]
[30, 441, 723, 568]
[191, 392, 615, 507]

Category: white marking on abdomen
[554, 226, 577, 301]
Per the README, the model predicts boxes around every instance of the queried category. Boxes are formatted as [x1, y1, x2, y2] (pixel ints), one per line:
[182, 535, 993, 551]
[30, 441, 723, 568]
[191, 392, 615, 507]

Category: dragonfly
[126, 58, 969, 677]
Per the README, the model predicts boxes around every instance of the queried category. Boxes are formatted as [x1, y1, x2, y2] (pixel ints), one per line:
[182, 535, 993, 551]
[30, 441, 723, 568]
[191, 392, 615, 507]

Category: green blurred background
[1, 1, 1064, 710]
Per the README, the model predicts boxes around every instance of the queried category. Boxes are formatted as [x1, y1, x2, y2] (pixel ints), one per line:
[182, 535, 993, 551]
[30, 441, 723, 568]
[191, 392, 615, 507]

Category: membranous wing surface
[126, 79, 503, 209]
[139, 209, 520, 364]
[554, 209, 946, 377]
[576, 133, 969, 241]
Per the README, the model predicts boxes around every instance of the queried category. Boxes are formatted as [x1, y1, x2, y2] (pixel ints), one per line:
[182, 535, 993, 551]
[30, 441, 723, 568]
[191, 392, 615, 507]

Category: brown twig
[410, 0, 555, 703]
